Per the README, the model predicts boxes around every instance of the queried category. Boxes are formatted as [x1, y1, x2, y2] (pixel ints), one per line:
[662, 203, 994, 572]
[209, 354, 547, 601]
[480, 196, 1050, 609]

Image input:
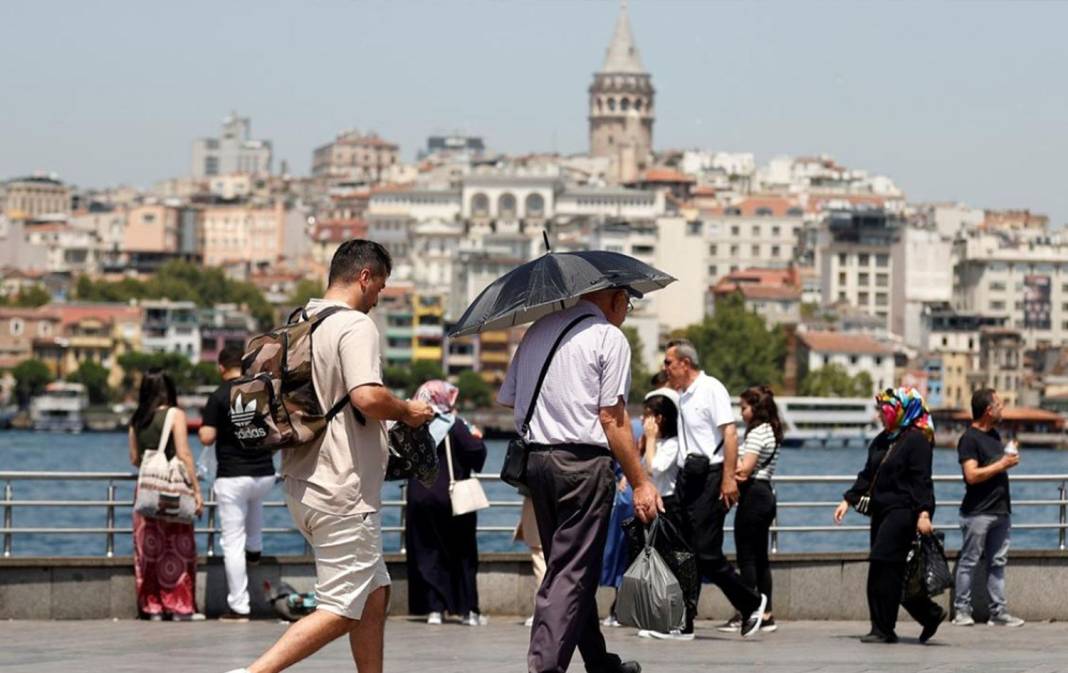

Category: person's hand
[194, 492, 204, 518]
[617, 476, 629, 493]
[1001, 453, 1020, 470]
[469, 424, 484, 439]
[720, 474, 740, 509]
[642, 416, 659, 439]
[916, 512, 934, 536]
[403, 400, 434, 427]
[833, 499, 849, 525]
[632, 481, 663, 524]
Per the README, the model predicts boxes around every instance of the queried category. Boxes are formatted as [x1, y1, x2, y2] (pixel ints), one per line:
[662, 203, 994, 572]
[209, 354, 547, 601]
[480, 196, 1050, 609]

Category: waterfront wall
[2, 551, 1066, 621]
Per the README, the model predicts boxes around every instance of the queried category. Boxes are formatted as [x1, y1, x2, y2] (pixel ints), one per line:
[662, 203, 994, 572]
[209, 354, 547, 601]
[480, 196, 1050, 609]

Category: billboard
[1024, 274, 1051, 330]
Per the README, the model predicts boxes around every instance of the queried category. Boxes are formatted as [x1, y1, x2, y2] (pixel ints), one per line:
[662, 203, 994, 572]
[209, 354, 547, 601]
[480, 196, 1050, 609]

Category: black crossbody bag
[500, 314, 595, 488]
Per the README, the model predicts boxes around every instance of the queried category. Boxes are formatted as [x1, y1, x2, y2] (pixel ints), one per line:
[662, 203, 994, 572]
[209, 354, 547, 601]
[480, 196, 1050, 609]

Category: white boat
[30, 382, 88, 433]
[735, 396, 879, 448]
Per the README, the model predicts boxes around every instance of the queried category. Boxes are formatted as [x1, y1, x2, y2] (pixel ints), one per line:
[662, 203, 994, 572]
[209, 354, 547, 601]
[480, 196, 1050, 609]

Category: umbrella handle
[542, 230, 551, 252]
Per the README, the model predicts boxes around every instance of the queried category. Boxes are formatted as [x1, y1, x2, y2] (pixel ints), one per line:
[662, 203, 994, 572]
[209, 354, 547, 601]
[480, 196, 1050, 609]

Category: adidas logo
[230, 394, 257, 427]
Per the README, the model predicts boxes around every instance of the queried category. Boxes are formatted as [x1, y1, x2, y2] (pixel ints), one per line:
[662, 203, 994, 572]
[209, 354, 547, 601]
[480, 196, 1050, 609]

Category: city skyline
[1, 0, 1066, 224]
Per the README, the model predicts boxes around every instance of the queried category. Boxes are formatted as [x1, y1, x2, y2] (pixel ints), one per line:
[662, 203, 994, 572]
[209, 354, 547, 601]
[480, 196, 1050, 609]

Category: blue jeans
[954, 513, 1011, 616]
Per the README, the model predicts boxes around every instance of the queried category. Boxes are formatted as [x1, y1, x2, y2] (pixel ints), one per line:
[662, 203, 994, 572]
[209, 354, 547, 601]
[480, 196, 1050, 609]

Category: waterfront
[1, 431, 1066, 557]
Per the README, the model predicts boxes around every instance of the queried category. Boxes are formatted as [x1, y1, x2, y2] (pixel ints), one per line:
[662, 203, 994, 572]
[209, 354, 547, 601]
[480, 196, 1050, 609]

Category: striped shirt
[741, 422, 779, 481]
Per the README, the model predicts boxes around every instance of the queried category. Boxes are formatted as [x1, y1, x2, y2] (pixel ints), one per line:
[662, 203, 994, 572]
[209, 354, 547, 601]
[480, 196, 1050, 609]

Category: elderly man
[659, 338, 766, 638]
[499, 286, 661, 673]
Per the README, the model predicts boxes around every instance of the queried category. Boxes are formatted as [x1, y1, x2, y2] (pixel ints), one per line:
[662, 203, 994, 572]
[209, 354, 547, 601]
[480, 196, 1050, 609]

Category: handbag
[853, 435, 903, 517]
[385, 421, 438, 487]
[134, 408, 197, 523]
[445, 433, 489, 515]
[904, 532, 953, 601]
[500, 313, 596, 488]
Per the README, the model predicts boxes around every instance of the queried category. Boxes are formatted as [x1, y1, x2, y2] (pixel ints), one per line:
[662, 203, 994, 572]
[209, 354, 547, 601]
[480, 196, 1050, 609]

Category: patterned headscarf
[414, 379, 459, 415]
[875, 387, 934, 443]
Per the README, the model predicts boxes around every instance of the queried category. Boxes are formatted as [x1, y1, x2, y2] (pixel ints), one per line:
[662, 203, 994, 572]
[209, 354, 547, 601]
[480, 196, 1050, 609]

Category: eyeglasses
[626, 299, 635, 313]
[663, 358, 675, 367]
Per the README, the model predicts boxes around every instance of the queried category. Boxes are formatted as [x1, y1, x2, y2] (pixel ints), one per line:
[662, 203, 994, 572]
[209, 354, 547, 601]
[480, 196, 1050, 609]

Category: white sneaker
[988, 612, 1025, 627]
[951, 613, 975, 626]
[462, 611, 487, 626]
[426, 611, 443, 625]
[638, 628, 694, 641]
[601, 615, 622, 628]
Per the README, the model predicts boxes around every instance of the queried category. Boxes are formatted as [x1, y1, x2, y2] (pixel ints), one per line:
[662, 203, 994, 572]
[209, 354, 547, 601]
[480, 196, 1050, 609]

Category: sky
[1, 0, 1066, 224]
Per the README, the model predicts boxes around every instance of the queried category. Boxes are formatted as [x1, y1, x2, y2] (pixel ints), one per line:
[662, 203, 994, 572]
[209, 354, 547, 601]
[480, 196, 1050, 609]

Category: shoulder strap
[302, 305, 368, 426]
[521, 313, 595, 436]
[867, 431, 905, 496]
[754, 426, 780, 472]
[444, 432, 456, 487]
[156, 407, 176, 454]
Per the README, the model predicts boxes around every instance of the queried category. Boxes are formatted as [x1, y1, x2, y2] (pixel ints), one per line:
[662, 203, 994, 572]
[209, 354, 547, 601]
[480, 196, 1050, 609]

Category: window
[771, 245, 780, 257]
[751, 244, 760, 256]
[876, 273, 888, 288]
[876, 253, 889, 268]
[772, 226, 781, 237]
[787, 207, 804, 216]
[620, 97, 631, 111]
[730, 244, 739, 255]
[708, 265, 718, 277]
[755, 208, 774, 217]
[859, 253, 871, 266]
[607, 97, 616, 111]
[525, 193, 545, 216]
[838, 272, 847, 285]
[990, 281, 1007, 291]
[858, 291, 870, 304]
[875, 292, 888, 306]
[731, 225, 740, 237]
[751, 225, 761, 236]
[687, 221, 702, 235]
[858, 272, 870, 286]
[875, 357, 883, 366]
[709, 244, 718, 255]
[37, 321, 51, 337]
[838, 253, 847, 266]
[990, 301, 1006, 310]
[850, 355, 858, 365]
[10, 318, 24, 336]
[838, 291, 847, 301]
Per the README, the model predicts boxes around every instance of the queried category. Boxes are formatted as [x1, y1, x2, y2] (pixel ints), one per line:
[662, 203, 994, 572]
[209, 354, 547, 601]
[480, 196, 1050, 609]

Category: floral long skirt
[133, 511, 198, 616]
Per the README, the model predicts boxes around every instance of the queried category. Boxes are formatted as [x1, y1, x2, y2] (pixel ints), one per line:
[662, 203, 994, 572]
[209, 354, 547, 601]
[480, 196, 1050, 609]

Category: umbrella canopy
[448, 250, 676, 337]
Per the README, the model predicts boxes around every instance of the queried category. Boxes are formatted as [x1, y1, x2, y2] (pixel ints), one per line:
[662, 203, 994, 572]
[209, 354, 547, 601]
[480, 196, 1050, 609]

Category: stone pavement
[1, 617, 1065, 673]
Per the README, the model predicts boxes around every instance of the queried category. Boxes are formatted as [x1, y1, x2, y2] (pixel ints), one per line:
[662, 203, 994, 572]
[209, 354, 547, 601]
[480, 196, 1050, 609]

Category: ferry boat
[30, 382, 88, 433]
[734, 396, 879, 448]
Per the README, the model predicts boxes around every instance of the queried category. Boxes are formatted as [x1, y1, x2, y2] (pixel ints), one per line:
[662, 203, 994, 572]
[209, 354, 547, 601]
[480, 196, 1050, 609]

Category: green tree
[288, 278, 325, 307]
[12, 359, 53, 407]
[189, 362, 222, 389]
[623, 326, 653, 403]
[383, 366, 412, 395]
[13, 285, 52, 307]
[66, 360, 112, 405]
[799, 363, 873, 397]
[456, 370, 492, 410]
[681, 293, 786, 394]
[409, 360, 445, 394]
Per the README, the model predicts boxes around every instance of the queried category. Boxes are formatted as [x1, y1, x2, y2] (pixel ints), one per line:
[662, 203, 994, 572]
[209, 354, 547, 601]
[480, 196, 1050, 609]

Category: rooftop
[799, 330, 893, 355]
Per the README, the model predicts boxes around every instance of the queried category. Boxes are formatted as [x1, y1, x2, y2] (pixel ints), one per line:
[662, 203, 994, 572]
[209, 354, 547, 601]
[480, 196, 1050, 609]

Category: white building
[899, 226, 955, 347]
[141, 300, 201, 362]
[0, 216, 49, 271]
[461, 174, 558, 221]
[368, 188, 462, 221]
[797, 330, 895, 395]
[191, 112, 272, 178]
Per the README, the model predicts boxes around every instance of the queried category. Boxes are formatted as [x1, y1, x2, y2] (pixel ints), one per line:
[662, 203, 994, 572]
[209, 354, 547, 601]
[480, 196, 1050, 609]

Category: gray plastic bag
[615, 519, 686, 633]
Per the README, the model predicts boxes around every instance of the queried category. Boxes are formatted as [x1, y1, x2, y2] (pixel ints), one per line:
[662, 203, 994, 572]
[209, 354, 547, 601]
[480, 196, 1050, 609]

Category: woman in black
[833, 387, 945, 644]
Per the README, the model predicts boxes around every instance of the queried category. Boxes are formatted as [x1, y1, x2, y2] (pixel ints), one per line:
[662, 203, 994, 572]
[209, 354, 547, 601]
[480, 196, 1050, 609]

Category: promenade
[2, 618, 1064, 673]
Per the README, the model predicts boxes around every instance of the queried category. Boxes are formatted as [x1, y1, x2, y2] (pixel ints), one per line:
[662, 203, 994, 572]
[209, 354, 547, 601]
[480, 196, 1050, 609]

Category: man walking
[499, 286, 661, 673]
[225, 240, 434, 673]
[952, 388, 1024, 627]
[199, 343, 277, 622]
[659, 338, 766, 638]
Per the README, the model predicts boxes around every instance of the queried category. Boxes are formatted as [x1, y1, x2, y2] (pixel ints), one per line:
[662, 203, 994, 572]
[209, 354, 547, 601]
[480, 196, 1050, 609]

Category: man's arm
[962, 455, 1018, 485]
[350, 384, 433, 427]
[198, 426, 217, 446]
[720, 422, 740, 506]
[599, 398, 663, 523]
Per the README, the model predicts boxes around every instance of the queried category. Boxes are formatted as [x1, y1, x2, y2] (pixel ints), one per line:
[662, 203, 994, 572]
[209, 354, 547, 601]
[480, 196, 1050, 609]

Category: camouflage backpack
[229, 305, 366, 451]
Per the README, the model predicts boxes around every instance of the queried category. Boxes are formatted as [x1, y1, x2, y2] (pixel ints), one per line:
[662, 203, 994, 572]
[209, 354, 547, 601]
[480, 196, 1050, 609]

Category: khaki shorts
[286, 496, 391, 620]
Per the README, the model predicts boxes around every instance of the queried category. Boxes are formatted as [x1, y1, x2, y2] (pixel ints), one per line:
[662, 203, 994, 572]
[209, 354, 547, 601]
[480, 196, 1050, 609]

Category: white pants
[215, 475, 276, 615]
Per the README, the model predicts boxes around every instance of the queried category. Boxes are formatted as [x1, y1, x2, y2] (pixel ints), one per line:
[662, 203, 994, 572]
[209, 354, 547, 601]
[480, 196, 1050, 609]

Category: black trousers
[867, 508, 943, 638]
[734, 479, 776, 611]
[676, 459, 762, 631]
[526, 445, 621, 673]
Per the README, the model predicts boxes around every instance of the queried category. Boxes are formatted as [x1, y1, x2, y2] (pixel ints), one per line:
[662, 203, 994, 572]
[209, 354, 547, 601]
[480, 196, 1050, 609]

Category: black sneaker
[919, 607, 946, 644]
[740, 594, 768, 638]
[760, 617, 777, 633]
[245, 550, 262, 565]
[716, 613, 743, 632]
[219, 610, 251, 623]
[860, 631, 898, 644]
[615, 663, 641, 673]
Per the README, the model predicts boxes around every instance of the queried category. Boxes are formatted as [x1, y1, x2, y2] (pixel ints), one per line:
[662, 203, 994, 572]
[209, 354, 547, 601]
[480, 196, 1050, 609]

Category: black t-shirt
[202, 380, 276, 479]
[957, 426, 1011, 515]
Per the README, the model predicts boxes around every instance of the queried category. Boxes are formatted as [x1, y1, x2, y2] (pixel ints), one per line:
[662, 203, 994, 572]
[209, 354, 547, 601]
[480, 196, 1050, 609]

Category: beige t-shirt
[282, 298, 387, 516]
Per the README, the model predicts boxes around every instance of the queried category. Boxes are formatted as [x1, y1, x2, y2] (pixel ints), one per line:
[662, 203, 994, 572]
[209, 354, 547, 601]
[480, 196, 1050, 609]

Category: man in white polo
[661, 338, 766, 638]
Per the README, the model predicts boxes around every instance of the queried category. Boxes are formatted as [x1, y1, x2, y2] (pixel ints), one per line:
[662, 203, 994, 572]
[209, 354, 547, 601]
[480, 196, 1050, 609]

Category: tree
[409, 360, 445, 395]
[623, 326, 654, 404]
[13, 285, 52, 308]
[12, 359, 53, 407]
[680, 293, 786, 394]
[383, 366, 412, 395]
[116, 350, 215, 393]
[456, 370, 493, 410]
[288, 279, 325, 307]
[66, 360, 112, 405]
[799, 363, 873, 397]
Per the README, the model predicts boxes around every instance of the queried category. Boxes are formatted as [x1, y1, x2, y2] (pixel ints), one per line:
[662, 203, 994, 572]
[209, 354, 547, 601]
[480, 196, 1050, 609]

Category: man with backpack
[199, 343, 277, 622]
[225, 240, 434, 673]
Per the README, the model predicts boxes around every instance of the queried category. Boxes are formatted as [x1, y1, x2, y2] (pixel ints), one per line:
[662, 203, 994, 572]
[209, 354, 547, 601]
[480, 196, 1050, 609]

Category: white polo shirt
[497, 301, 631, 448]
[678, 371, 734, 465]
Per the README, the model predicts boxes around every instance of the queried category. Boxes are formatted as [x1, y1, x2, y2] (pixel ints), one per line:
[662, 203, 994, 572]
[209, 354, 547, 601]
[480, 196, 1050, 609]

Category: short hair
[649, 371, 669, 388]
[666, 338, 700, 369]
[971, 388, 997, 421]
[328, 239, 392, 287]
[218, 343, 244, 370]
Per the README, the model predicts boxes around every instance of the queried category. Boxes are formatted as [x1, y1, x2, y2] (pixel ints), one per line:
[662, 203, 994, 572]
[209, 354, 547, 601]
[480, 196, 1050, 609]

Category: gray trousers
[954, 513, 1011, 616]
[527, 445, 620, 673]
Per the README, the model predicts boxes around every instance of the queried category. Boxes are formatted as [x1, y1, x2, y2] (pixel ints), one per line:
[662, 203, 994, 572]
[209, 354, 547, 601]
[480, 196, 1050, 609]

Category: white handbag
[134, 408, 198, 523]
[445, 433, 489, 516]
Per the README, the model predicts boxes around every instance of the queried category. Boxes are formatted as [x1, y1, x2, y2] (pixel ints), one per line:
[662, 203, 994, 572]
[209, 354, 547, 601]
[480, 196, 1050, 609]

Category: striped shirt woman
[741, 422, 779, 482]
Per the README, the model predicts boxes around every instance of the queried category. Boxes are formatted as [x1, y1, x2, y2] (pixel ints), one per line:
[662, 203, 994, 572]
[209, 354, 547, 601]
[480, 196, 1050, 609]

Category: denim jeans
[954, 513, 1011, 616]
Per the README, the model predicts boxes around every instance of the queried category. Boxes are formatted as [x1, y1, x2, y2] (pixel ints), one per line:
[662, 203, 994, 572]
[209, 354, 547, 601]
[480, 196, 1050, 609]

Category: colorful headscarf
[414, 379, 460, 415]
[875, 387, 934, 443]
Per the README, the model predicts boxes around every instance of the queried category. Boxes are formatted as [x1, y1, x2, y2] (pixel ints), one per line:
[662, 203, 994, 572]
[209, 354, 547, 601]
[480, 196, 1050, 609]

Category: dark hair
[328, 239, 392, 287]
[971, 388, 997, 421]
[129, 368, 178, 430]
[218, 343, 244, 370]
[649, 371, 669, 389]
[643, 395, 678, 440]
[740, 385, 784, 447]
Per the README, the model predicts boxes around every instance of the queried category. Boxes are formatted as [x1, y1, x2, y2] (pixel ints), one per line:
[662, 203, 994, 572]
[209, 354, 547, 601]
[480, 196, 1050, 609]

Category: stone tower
[588, 0, 655, 184]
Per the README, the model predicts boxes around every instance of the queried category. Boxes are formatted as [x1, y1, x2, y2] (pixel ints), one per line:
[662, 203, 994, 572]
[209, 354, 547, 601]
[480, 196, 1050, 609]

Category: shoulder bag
[446, 432, 490, 515]
[500, 313, 596, 488]
[853, 434, 903, 516]
[134, 408, 198, 523]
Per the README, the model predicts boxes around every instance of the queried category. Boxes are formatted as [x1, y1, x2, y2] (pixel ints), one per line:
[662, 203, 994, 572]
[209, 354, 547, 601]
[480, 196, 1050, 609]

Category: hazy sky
[2, 1, 1066, 224]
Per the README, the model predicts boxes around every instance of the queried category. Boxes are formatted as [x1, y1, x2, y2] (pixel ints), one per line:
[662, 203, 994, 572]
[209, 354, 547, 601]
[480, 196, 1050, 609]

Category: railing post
[206, 487, 216, 558]
[105, 481, 116, 558]
[1059, 481, 1066, 552]
[3, 481, 11, 558]
[770, 486, 779, 554]
[399, 482, 408, 555]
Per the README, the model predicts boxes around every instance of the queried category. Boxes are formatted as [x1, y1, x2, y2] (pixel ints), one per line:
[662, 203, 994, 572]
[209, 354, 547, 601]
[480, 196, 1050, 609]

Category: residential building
[2, 175, 71, 220]
[710, 268, 803, 327]
[462, 173, 558, 221]
[477, 329, 514, 384]
[899, 226, 954, 347]
[70, 205, 126, 268]
[796, 330, 895, 395]
[444, 331, 478, 378]
[309, 217, 368, 271]
[141, 300, 201, 362]
[191, 112, 272, 178]
[919, 306, 1005, 409]
[0, 217, 49, 271]
[703, 196, 806, 282]
[199, 304, 257, 364]
[982, 209, 1049, 232]
[0, 308, 60, 370]
[412, 293, 445, 364]
[555, 186, 660, 221]
[974, 329, 1025, 407]
[652, 216, 707, 331]
[374, 285, 415, 369]
[312, 130, 399, 184]
[200, 201, 286, 268]
[369, 187, 462, 222]
[422, 135, 485, 160]
[124, 203, 180, 253]
[32, 303, 143, 388]
[24, 222, 101, 274]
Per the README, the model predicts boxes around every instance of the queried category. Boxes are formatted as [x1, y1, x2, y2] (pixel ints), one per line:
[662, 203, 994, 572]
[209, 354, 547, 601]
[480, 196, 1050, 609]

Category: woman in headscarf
[833, 387, 946, 644]
[405, 379, 488, 626]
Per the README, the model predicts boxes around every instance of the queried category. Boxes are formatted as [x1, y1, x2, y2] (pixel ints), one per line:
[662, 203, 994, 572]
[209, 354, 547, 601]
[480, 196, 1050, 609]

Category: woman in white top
[641, 390, 682, 500]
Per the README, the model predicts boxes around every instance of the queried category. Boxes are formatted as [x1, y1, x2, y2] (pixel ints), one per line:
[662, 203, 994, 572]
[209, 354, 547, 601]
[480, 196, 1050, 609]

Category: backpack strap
[520, 313, 595, 437]
[301, 304, 368, 426]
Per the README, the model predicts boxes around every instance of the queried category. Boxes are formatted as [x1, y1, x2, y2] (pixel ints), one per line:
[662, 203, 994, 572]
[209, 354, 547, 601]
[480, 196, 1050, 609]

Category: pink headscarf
[414, 379, 459, 415]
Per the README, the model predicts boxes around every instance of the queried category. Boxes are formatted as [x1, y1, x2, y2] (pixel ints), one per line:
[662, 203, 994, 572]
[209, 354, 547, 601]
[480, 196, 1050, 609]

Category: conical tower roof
[601, 0, 645, 74]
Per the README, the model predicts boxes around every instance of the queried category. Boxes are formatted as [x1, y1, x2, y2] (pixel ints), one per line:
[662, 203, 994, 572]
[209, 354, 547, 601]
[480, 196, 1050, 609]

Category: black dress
[405, 418, 488, 616]
[844, 427, 943, 639]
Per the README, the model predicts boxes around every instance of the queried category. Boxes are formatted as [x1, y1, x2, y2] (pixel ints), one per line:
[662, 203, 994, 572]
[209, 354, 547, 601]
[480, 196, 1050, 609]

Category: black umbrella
[448, 247, 676, 337]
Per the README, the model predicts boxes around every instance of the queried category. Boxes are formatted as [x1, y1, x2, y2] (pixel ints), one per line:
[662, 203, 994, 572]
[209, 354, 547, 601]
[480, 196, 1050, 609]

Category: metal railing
[2, 471, 1067, 557]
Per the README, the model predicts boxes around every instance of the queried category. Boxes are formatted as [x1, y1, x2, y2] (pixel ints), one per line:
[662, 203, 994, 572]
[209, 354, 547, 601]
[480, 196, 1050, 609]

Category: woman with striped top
[733, 385, 783, 632]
